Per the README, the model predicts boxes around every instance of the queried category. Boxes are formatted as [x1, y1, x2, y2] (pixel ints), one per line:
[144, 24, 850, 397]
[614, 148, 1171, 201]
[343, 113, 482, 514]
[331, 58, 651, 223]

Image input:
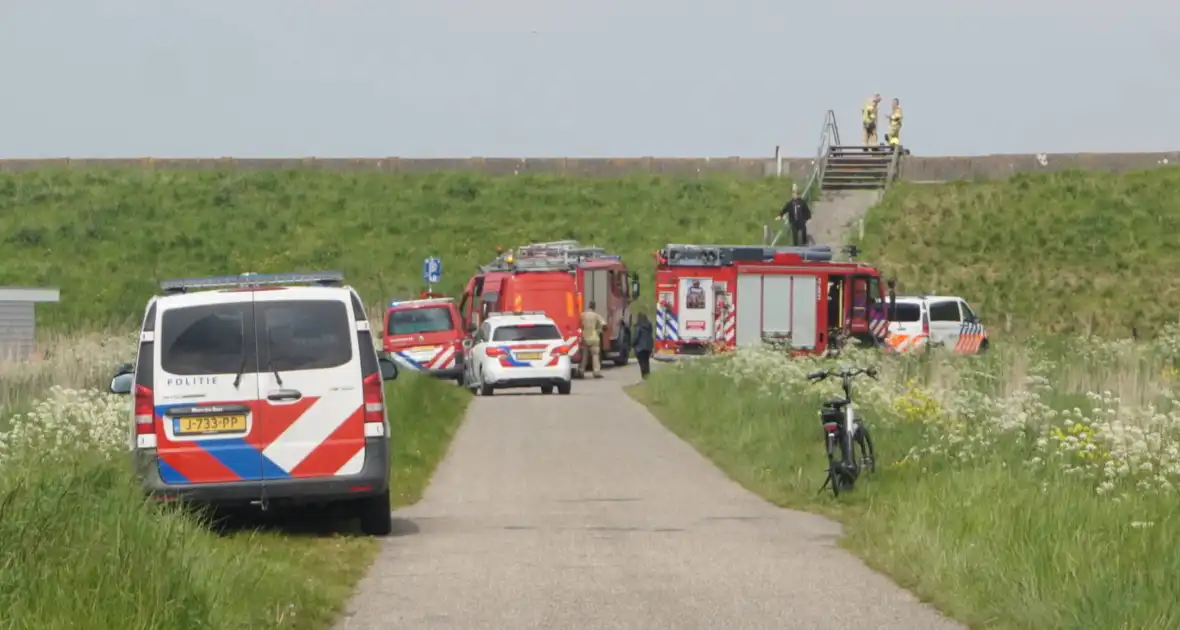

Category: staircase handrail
[766, 110, 840, 245]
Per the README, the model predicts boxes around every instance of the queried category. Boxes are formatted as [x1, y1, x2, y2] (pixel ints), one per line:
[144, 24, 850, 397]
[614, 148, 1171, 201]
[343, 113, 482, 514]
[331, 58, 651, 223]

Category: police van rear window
[492, 324, 562, 342]
[258, 301, 352, 371]
[160, 304, 252, 376]
[387, 307, 454, 336]
[892, 303, 922, 322]
[160, 300, 353, 376]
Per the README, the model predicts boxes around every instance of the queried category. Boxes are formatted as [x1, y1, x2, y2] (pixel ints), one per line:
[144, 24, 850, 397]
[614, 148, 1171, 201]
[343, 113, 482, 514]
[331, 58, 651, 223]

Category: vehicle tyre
[557, 380, 572, 395]
[480, 384, 494, 396]
[612, 338, 631, 367]
[978, 338, 990, 354]
[541, 385, 554, 395]
[358, 493, 393, 536]
[837, 430, 858, 492]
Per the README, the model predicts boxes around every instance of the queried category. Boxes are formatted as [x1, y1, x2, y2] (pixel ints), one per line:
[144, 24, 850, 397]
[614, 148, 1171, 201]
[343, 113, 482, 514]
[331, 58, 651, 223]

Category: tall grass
[0, 170, 801, 330]
[858, 167, 1180, 336]
[0, 331, 470, 630]
[632, 336, 1180, 630]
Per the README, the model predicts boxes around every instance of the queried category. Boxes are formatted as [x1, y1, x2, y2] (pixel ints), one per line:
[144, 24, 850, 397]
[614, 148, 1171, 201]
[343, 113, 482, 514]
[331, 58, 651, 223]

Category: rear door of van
[252, 289, 366, 480]
[152, 292, 265, 486]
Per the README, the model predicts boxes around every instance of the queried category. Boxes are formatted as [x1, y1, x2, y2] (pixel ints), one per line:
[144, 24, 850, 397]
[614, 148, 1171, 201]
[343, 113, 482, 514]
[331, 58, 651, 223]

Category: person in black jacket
[632, 313, 655, 379]
[775, 186, 812, 246]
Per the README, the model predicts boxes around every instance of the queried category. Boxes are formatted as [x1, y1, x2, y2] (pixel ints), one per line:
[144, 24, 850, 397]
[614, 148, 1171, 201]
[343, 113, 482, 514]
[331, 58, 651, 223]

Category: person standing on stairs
[775, 184, 812, 246]
[861, 93, 881, 150]
[885, 98, 903, 150]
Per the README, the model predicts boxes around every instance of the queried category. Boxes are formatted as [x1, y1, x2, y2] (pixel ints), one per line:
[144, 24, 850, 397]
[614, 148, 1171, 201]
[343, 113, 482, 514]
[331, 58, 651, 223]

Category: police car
[462, 311, 574, 396]
[107, 271, 401, 536]
[884, 294, 989, 354]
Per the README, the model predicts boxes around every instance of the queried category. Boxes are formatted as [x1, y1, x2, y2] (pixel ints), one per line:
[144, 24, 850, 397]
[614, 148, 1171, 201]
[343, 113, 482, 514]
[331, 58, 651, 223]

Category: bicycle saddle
[822, 397, 850, 409]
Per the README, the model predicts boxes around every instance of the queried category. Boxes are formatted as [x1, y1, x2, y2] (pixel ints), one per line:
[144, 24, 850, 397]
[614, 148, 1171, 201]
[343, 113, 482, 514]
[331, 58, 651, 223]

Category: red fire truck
[459, 241, 641, 374]
[653, 243, 889, 358]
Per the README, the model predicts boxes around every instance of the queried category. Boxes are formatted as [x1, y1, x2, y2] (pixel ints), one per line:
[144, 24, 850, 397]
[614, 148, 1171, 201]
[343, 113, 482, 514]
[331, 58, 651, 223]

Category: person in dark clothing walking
[775, 185, 812, 246]
[774, 184, 811, 245]
[632, 313, 655, 379]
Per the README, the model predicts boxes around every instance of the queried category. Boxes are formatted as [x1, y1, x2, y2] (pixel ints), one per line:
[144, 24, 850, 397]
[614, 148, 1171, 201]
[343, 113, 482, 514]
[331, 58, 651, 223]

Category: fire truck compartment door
[583, 269, 610, 320]
[790, 275, 818, 349]
[677, 277, 714, 340]
[735, 274, 762, 347]
[735, 274, 818, 349]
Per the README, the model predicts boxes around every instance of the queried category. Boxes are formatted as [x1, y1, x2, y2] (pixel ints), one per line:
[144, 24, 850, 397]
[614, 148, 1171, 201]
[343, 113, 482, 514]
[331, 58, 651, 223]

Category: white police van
[109, 271, 401, 535]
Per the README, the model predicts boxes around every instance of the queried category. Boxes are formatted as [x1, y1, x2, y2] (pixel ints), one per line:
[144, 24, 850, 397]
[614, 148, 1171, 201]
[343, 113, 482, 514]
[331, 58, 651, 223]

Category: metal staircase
[764, 110, 904, 249]
[820, 145, 899, 191]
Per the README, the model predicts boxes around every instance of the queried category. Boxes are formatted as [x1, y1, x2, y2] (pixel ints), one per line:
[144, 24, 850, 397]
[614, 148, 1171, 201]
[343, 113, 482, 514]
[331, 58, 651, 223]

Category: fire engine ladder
[515, 240, 620, 264]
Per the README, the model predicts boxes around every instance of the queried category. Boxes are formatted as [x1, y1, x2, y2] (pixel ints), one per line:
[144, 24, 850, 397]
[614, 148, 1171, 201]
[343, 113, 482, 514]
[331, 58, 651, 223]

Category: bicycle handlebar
[806, 366, 878, 382]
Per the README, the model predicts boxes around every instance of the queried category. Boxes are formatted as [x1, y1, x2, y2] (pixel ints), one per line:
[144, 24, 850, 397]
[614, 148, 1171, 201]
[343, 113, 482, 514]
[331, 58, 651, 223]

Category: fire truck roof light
[160, 271, 344, 293]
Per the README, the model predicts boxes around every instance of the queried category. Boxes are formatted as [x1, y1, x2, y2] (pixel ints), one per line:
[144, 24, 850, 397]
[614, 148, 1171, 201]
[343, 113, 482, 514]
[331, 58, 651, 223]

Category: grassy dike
[0, 169, 799, 330]
[629, 342, 1179, 630]
[857, 167, 1180, 337]
[0, 370, 469, 630]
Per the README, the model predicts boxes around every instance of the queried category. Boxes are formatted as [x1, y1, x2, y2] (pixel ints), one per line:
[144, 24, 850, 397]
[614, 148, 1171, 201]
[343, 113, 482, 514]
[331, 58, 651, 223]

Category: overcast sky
[1, 0, 1176, 158]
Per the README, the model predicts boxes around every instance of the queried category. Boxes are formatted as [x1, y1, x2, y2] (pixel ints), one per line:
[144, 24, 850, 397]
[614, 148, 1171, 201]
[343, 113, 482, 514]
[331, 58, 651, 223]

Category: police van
[885, 294, 989, 354]
[108, 271, 401, 535]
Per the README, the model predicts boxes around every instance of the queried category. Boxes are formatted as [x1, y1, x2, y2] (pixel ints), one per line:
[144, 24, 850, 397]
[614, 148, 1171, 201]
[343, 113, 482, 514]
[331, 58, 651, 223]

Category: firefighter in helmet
[862, 93, 881, 150]
[885, 98, 903, 149]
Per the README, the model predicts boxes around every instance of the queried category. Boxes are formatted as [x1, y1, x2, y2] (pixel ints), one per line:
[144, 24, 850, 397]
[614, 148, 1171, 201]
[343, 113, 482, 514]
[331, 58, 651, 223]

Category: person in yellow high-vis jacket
[861, 93, 881, 149]
[885, 98, 903, 149]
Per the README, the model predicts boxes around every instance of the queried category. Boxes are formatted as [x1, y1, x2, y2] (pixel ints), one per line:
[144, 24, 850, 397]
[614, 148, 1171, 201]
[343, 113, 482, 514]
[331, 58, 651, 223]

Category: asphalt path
[336, 366, 962, 630]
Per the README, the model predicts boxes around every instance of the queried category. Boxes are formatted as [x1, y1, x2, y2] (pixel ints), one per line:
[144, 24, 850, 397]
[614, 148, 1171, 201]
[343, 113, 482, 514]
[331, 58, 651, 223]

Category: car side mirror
[109, 372, 134, 395]
[377, 357, 399, 381]
[462, 338, 474, 350]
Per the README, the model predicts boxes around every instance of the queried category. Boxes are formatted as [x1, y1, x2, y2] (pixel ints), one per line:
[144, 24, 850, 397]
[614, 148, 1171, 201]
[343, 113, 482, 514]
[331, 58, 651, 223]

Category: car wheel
[480, 384, 494, 396]
[541, 385, 554, 394]
[557, 380, 572, 395]
[358, 493, 392, 536]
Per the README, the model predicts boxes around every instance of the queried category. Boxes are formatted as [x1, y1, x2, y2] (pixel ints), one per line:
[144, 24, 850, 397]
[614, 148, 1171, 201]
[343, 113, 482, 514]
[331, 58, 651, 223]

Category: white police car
[462, 311, 573, 396]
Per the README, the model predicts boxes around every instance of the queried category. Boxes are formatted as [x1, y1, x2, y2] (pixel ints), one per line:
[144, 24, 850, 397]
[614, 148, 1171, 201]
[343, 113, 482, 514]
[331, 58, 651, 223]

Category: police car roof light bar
[487, 310, 549, 318]
[160, 271, 345, 294]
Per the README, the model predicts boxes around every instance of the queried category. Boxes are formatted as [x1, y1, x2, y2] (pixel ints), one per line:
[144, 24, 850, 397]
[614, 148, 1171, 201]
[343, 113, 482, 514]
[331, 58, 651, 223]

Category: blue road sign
[423, 257, 442, 284]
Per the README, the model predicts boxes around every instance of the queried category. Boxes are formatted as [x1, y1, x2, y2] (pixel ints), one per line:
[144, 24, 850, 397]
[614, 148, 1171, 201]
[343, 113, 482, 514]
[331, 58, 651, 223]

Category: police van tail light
[134, 384, 158, 449]
[550, 344, 571, 356]
[362, 373, 386, 435]
[486, 347, 508, 358]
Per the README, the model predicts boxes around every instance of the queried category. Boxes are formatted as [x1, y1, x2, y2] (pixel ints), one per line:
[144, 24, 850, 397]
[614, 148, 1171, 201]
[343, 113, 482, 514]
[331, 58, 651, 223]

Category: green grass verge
[859, 167, 1180, 337]
[0, 169, 800, 330]
[629, 342, 1179, 630]
[0, 374, 469, 630]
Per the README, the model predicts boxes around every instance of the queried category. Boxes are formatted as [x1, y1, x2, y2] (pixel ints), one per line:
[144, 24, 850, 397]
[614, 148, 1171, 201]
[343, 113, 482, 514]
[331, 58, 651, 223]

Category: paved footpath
[336, 367, 963, 630]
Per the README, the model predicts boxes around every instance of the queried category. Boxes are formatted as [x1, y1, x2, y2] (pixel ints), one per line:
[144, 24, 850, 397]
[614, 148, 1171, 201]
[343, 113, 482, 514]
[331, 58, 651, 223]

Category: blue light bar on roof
[160, 271, 345, 293]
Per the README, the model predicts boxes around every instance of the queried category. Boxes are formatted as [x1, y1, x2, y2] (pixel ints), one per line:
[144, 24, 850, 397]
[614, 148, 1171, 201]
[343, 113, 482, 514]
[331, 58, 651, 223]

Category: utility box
[0, 287, 60, 360]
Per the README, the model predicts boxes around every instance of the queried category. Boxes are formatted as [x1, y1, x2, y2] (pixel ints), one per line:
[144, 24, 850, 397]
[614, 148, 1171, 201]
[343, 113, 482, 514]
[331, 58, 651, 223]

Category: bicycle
[806, 365, 879, 496]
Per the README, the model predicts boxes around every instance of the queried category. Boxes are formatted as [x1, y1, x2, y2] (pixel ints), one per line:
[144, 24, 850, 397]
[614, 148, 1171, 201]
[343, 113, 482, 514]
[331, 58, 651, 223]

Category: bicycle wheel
[824, 432, 843, 497]
[855, 423, 877, 474]
[839, 429, 858, 491]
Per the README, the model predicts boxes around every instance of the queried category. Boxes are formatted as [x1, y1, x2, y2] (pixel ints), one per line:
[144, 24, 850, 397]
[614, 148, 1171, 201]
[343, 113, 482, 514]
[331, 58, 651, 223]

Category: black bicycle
[806, 366, 879, 496]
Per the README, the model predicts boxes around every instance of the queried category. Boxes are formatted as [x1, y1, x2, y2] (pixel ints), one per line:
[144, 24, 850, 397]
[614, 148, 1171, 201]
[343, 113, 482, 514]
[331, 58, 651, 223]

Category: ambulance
[653, 243, 889, 358]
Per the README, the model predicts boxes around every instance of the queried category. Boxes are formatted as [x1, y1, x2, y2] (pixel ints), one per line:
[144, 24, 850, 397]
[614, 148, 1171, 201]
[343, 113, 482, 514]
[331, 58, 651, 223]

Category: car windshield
[387, 307, 454, 335]
[492, 324, 562, 341]
[891, 303, 922, 323]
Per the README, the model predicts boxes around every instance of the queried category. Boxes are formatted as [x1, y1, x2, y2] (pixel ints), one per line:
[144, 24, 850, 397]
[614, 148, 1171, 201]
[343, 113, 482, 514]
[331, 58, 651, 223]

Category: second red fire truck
[458, 241, 641, 376]
[653, 243, 890, 358]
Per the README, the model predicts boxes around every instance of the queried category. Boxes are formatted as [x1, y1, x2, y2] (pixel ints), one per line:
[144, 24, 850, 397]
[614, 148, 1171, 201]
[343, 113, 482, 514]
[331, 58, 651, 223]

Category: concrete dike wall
[0, 152, 1176, 181]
